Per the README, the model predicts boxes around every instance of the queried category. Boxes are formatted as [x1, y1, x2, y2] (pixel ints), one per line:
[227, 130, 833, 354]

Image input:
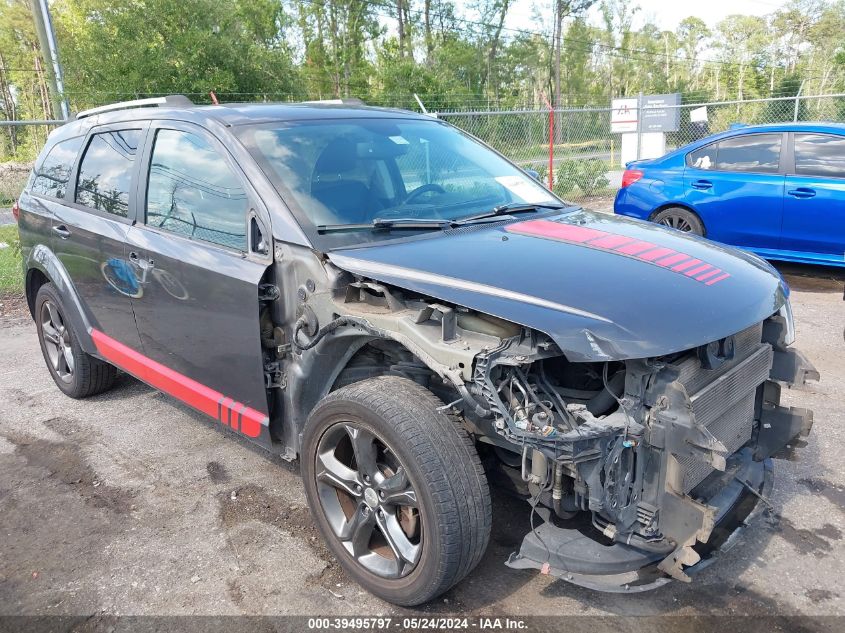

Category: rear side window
[714, 134, 781, 173]
[686, 144, 716, 170]
[30, 136, 84, 199]
[75, 129, 143, 217]
[794, 133, 845, 179]
[146, 129, 247, 251]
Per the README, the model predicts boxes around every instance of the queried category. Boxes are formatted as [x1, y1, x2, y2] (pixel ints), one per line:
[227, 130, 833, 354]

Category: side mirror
[524, 168, 540, 181]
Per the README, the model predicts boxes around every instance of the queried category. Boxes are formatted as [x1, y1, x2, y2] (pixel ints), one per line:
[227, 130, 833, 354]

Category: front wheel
[301, 376, 491, 606]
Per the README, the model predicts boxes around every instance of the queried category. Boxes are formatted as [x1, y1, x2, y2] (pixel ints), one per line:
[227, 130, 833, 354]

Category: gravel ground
[0, 264, 843, 622]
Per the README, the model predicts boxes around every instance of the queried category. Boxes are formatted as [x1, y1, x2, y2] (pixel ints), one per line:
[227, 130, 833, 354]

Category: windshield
[236, 117, 562, 247]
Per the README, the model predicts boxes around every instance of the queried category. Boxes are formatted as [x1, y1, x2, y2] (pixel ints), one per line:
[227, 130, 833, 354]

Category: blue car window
[794, 133, 845, 179]
[713, 134, 781, 174]
[687, 144, 716, 170]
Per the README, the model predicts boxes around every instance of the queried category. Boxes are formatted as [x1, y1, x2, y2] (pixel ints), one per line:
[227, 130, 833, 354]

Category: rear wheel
[652, 207, 705, 236]
[35, 283, 117, 398]
[301, 376, 491, 606]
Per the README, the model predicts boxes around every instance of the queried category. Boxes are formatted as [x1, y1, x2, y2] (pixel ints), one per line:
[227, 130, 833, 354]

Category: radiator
[669, 323, 772, 493]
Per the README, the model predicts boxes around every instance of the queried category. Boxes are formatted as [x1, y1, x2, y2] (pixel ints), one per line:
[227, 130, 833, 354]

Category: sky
[505, 0, 792, 33]
[623, 0, 788, 29]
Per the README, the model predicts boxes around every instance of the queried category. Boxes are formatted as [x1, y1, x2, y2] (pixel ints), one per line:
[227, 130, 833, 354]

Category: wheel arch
[285, 332, 446, 456]
[24, 244, 97, 355]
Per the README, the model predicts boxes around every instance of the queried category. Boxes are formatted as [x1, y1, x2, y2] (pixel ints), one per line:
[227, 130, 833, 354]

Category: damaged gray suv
[17, 96, 817, 605]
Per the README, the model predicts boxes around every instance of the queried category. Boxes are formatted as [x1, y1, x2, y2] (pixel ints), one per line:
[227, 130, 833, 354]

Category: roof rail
[301, 98, 366, 105]
[76, 95, 194, 120]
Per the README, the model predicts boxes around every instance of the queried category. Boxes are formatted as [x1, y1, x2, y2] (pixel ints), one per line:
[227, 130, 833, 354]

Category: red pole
[209, 90, 219, 105]
[541, 92, 554, 191]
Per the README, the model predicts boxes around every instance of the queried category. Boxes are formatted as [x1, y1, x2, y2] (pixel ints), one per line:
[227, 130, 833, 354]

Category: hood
[328, 210, 787, 362]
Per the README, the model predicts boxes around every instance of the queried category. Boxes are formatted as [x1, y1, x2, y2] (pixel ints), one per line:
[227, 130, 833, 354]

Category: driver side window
[146, 129, 248, 251]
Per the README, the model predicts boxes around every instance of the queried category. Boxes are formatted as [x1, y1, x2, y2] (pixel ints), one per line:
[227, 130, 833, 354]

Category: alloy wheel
[314, 423, 422, 579]
[658, 214, 693, 232]
[40, 300, 75, 383]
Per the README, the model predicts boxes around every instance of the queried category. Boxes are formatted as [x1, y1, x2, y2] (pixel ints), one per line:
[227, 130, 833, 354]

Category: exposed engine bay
[272, 256, 818, 592]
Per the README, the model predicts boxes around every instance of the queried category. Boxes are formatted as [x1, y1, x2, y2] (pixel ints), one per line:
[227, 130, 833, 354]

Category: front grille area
[668, 323, 771, 493]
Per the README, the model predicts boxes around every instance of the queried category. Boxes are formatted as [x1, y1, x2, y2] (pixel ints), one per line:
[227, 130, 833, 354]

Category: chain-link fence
[0, 162, 27, 314]
[439, 93, 845, 203]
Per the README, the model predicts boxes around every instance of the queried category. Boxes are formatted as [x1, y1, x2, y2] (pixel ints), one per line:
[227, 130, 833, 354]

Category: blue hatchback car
[614, 122, 845, 267]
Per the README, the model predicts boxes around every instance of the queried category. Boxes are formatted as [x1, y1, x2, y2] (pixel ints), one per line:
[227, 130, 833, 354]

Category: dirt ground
[0, 263, 843, 621]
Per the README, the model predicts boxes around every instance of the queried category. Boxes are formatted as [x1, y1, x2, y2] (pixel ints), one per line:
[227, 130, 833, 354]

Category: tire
[35, 283, 117, 399]
[652, 206, 705, 236]
[301, 376, 491, 606]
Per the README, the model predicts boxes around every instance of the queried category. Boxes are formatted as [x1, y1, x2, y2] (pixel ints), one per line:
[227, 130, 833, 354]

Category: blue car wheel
[652, 207, 705, 236]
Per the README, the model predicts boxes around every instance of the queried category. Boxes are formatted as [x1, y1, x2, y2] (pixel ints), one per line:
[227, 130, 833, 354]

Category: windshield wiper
[317, 203, 569, 234]
[454, 202, 567, 225]
[317, 218, 452, 234]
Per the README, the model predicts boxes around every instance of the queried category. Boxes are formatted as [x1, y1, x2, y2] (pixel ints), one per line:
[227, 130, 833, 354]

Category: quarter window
[146, 129, 247, 251]
[714, 134, 781, 173]
[686, 144, 716, 170]
[794, 133, 845, 179]
[75, 129, 143, 217]
[30, 136, 84, 199]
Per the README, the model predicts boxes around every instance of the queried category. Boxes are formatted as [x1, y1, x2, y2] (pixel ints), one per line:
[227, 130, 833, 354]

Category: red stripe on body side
[220, 397, 235, 427]
[240, 407, 264, 438]
[90, 329, 265, 438]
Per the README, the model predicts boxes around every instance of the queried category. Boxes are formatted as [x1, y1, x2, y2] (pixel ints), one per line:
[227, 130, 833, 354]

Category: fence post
[793, 79, 806, 122]
[548, 107, 554, 190]
[636, 92, 643, 160]
[541, 92, 554, 190]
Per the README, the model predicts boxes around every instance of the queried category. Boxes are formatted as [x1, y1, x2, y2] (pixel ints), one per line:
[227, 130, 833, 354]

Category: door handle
[52, 224, 71, 239]
[691, 179, 712, 190]
[787, 187, 816, 199]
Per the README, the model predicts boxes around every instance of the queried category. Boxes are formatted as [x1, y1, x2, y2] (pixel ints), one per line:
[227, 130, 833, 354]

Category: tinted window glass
[242, 119, 553, 230]
[146, 129, 247, 251]
[30, 136, 84, 198]
[714, 134, 781, 173]
[794, 133, 845, 179]
[75, 129, 142, 217]
[687, 144, 716, 170]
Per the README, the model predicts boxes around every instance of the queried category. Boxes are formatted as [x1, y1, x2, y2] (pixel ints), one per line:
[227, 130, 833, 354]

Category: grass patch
[0, 224, 23, 293]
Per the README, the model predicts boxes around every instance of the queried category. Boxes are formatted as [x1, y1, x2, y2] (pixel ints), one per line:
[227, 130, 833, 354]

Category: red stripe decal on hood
[90, 329, 266, 438]
[505, 219, 730, 285]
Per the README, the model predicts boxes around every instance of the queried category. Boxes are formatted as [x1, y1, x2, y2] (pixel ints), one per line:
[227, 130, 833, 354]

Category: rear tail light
[11, 200, 20, 222]
[621, 169, 644, 188]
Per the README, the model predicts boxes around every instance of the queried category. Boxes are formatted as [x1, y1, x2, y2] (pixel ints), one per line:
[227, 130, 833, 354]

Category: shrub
[553, 158, 609, 197]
